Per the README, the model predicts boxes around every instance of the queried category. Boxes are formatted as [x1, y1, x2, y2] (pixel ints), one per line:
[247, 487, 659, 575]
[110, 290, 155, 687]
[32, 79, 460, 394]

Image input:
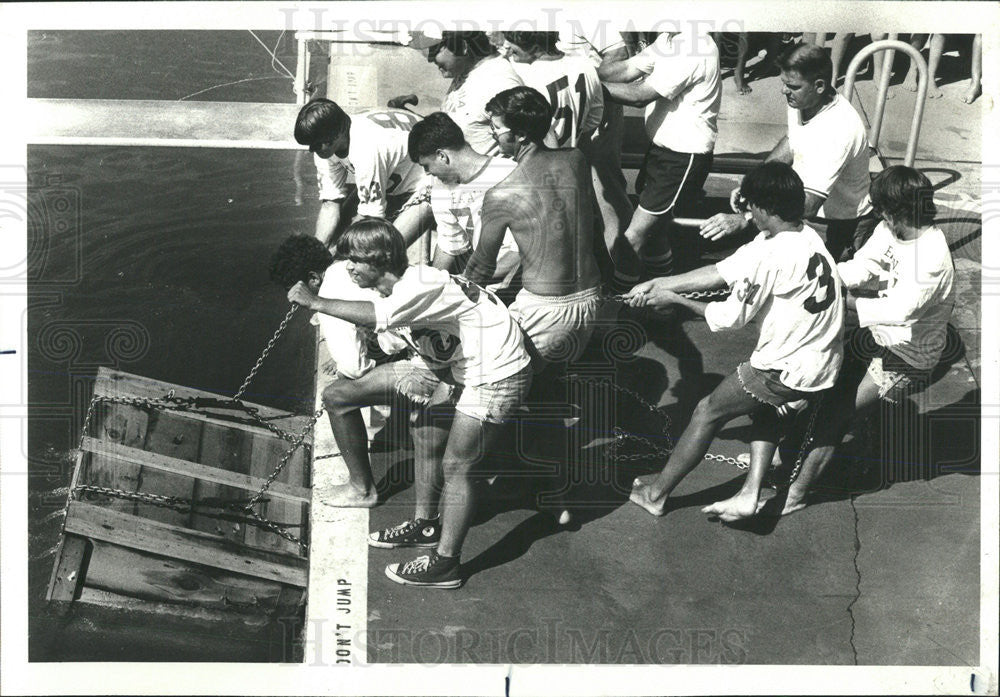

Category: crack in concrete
[846, 494, 861, 665]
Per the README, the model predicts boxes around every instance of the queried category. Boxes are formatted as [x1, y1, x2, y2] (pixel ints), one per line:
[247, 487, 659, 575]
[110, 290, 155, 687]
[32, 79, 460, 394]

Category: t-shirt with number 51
[706, 225, 845, 391]
[313, 109, 429, 218]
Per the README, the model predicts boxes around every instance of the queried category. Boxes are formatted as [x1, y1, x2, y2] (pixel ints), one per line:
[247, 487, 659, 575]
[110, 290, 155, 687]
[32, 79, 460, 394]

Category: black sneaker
[368, 517, 440, 549]
[384, 551, 462, 588]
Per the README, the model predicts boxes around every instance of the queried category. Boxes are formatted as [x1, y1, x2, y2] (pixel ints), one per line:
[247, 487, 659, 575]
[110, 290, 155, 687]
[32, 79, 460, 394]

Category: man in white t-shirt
[393, 31, 523, 157]
[600, 29, 722, 290]
[761, 166, 955, 517]
[294, 98, 431, 247]
[624, 162, 844, 521]
[407, 112, 521, 296]
[284, 219, 532, 589]
[700, 43, 877, 262]
[502, 31, 604, 150]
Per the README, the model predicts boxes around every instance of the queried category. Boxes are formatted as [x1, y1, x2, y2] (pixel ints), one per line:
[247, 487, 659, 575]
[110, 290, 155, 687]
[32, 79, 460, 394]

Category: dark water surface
[28, 31, 322, 661]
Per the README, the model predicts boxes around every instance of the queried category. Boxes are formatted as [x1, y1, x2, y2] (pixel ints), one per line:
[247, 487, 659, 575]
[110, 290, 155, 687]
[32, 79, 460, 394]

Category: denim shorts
[736, 362, 811, 408]
[391, 358, 532, 424]
[845, 327, 932, 404]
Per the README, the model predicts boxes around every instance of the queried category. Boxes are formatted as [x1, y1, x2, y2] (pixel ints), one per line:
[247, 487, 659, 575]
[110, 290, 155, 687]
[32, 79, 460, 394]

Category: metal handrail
[842, 38, 928, 167]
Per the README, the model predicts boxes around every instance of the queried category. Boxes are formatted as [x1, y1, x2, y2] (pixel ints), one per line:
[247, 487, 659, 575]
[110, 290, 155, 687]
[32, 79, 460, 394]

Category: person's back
[486, 147, 601, 296]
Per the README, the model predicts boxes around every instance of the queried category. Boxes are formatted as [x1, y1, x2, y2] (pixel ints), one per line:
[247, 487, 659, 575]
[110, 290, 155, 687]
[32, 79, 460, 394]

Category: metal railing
[843, 37, 928, 167]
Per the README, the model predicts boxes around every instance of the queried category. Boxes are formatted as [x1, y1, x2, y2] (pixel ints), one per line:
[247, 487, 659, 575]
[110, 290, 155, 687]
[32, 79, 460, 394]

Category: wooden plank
[46, 535, 89, 601]
[63, 501, 308, 587]
[94, 367, 315, 437]
[80, 437, 311, 504]
[84, 540, 290, 615]
[136, 411, 201, 526]
[246, 433, 308, 555]
[192, 422, 251, 544]
[84, 400, 149, 514]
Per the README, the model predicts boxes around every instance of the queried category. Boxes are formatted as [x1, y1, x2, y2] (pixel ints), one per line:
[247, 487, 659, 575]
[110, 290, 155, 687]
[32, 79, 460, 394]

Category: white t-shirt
[313, 109, 427, 217]
[430, 156, 519, 287]
[373, 265, 530, 386]
[626, 31, 721, 154]
[787, 94, 873, 220]
[312, 261, 410, 379]
[707, 225, 845, 391]
[837, 222, 954, 370]
[520, 55, 604, 148]
[443, 55, 523, 156]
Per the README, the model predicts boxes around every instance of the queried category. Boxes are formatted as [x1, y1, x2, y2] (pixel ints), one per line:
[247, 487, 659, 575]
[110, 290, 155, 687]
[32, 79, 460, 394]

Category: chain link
[233, 305, 299, 402]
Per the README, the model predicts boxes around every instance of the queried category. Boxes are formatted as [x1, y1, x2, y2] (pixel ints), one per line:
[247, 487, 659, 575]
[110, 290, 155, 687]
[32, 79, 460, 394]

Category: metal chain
[604, 287, 731, 305]
[777, 392, 824, 490]
[233, 305, 299, 402]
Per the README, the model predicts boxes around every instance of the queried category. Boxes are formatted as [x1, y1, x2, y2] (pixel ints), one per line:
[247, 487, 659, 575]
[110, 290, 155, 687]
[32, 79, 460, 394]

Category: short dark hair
[269, 234, 334, 289]
[334, 218, 408, 277]
[408, 112, 466, 162]
[779, 43, 833, 86]
[428, 31, 496, 62]
[869, 166, 937, 227]
[739, 161, 805, 222]
[503, 31, 560, 54]
[294, 98, 349, 146]
[486, 86, 553, 144]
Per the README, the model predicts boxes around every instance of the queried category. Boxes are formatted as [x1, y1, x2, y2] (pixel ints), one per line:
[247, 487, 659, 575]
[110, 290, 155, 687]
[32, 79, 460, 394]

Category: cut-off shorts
[388, 357, 532, 424]
[846, 327, 931, 404]
[736, 362, 812, 408]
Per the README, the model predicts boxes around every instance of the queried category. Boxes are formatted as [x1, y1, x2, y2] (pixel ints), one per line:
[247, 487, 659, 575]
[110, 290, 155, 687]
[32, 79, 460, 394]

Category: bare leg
[630, 370, 763, 516]
[703, 407, 781, 521]
[321, 366, 408, 507]
[410, 405, 451, 520]
[963, 34, 983, 104]
[734, 32, 752, 95]
[436, 413, 509, 557]
[926, 33, 945, 98]
[902, 34, 930, 91]
[775, 365, 882, 514]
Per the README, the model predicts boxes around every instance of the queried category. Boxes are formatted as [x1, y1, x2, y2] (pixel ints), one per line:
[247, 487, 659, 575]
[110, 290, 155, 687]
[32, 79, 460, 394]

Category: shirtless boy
[463, 86, 609, 368]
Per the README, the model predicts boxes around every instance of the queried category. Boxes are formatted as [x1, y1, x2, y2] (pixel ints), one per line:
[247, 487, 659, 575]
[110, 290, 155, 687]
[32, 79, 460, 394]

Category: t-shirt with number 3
[313, 109, 428, 218]
[372, 265, 530, 386]
[706, 226, 845, 391]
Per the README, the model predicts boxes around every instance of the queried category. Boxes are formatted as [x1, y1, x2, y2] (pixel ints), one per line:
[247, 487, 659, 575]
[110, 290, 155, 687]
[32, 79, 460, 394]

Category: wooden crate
[47, 368, 313, 621]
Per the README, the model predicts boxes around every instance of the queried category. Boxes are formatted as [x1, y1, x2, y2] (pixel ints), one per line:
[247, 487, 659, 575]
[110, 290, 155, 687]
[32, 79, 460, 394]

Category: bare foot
[927, 83, 944, 99]
[755, 490, 808, 517]
[701, 491, 758, 522]
[320, 483, 378, 508]
[630, 475, 668, 516]
[901, 71, 918, 92]
[963, 82, 982, 104]
[734, 77, 752, 95]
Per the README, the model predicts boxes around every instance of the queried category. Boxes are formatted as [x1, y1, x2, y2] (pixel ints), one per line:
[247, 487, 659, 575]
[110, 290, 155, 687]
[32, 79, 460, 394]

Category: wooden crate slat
[86, 400, 149, 514]
[136, 410, 201, 526]
[246, 433, 306, 555]
[63, 501, 308, 587]
[84, 540, 287, 614]
[80, 437, 311, 504]
[46, 535, 90, 601]
[193, 422, 251, 543]
[94, 367, 315, 437]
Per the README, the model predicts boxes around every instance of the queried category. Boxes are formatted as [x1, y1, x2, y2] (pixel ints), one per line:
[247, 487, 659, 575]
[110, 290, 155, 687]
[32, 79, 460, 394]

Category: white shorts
[509, 286, 602, 365]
